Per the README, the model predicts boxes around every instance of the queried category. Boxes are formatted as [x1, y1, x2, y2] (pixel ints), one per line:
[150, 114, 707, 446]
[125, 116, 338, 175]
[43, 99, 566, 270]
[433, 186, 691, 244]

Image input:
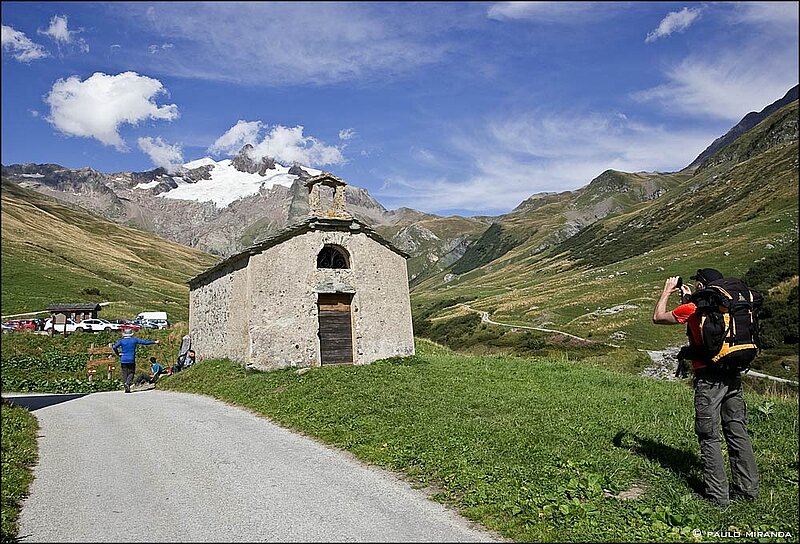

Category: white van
[135, 311, 168, 322]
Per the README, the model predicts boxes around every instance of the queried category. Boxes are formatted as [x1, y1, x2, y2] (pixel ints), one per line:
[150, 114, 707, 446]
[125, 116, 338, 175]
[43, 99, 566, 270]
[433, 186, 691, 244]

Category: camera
[675, 276, 683, 289]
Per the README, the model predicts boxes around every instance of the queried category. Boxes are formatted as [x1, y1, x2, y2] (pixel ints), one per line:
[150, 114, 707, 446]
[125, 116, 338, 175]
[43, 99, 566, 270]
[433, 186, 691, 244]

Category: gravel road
[16, 390, 503, 543]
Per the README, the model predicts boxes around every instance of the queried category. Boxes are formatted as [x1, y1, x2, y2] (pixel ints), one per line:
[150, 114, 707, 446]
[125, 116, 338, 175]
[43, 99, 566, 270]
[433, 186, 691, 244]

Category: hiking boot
[730, 492, 758, 502]
[707, 496, 730, 508]
[692, 492, 729, 508]
[124, 385, 130, 393]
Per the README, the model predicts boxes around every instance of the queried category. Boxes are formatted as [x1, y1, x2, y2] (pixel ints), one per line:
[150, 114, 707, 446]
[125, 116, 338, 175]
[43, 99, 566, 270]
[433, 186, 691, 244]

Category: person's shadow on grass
[613, 430, 704, 494]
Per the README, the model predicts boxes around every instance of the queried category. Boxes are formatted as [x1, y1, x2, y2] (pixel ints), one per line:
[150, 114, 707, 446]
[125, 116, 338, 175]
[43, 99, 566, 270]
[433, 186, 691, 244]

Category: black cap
[690, 268, 723, 284]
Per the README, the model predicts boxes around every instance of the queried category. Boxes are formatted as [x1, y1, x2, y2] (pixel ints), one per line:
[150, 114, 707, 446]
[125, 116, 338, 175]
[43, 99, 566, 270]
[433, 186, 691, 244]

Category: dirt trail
[459, 304, 617, 347]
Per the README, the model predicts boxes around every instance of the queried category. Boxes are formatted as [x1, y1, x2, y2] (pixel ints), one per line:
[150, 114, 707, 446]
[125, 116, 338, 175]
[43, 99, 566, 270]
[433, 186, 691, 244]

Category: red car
[10, 319, 37, 332]
[108, 320, 142, 331]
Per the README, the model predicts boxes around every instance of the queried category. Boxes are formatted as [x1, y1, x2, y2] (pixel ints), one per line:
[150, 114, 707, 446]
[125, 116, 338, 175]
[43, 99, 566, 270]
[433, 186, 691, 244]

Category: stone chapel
[187, 173, 415, 370]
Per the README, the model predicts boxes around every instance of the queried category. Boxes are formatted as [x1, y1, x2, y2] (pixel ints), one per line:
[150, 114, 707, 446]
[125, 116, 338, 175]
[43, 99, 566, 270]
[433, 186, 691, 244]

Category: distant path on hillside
[638, 348, 799, 385]
[747, 370, 799, 385]
[459, 304, 619, 347]
[1, 310, 50, 319]
[15, 390, 503, 543]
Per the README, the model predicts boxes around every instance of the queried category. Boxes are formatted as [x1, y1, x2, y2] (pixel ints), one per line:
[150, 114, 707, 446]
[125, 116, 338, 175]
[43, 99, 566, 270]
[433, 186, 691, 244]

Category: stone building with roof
[187, 173, 415, 371]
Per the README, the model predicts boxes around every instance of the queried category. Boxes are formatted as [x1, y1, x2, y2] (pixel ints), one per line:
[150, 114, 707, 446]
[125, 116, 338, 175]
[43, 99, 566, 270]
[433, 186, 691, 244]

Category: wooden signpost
[87, 344, 116, 380]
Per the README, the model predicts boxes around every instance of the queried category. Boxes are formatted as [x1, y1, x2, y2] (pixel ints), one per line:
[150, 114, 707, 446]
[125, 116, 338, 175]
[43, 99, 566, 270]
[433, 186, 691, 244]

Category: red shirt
[671, 302, 706, 369]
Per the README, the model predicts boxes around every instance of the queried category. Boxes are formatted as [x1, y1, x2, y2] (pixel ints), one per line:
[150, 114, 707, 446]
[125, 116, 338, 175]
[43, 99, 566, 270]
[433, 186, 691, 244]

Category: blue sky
[2, 2, 798, 216]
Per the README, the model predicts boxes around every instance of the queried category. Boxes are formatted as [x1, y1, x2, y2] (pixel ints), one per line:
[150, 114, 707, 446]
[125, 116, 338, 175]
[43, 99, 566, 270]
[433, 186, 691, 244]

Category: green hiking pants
[694, 368, 759, 506]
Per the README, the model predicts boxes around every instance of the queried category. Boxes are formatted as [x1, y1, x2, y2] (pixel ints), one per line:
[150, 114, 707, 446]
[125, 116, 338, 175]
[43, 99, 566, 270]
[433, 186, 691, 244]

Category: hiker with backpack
[652, 268, 761, 508]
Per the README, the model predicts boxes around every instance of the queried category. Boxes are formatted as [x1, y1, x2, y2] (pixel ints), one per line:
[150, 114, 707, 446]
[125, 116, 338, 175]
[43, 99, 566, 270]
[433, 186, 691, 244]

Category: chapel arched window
[317, 245, 350, 269]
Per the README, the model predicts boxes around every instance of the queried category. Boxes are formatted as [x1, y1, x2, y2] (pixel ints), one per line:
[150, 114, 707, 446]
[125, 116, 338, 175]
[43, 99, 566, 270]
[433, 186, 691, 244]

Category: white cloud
[44, 72, 179, 150]
[487, 2, 621, 23]
[250, 125, 345, 167]
[39, 15, 70, 43]
[117, 3, 448, 85]
[646, 7, 702, 43]
[137, 136, 184, 172]
[634, 3, 798, 121]
[38, 14, 89, 52]
[378, 110, 718, 214]
[209, 121, 345, 167]
[148, 43, 174, 54]
[1, 24, 49, 62]
[339, 128, 356, 141]
[633, 48, 797, 121]
[482, 111, 714, 171]
[208, 120, 263, 155]
[729, 2, 799, 35]
[410, 147, 437, 164]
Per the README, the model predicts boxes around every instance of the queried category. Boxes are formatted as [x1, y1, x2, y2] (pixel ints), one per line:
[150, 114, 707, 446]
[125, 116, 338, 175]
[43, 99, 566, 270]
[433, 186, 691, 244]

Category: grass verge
[1, 400, 39, 542]
[156, 339, 799, 542]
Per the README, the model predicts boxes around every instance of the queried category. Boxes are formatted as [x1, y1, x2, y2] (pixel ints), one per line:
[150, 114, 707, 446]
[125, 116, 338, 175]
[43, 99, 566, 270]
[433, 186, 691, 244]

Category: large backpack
[689, 277, 763, 372]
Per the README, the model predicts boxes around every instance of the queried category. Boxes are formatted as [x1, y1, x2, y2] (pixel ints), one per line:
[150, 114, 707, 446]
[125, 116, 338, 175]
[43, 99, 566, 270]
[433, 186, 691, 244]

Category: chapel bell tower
[305, 173, 352, 220]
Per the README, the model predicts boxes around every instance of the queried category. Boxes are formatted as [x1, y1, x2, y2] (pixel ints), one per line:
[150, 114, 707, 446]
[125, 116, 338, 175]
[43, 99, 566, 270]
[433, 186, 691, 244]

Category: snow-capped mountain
[135, 151, 323, 209]
[2, 145, 490, 283]
[2, 148, 382, 255]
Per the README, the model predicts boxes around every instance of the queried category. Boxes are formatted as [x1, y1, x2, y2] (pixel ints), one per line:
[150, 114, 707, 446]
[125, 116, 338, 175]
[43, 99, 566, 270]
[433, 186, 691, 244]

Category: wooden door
[317, 293, 353, 365]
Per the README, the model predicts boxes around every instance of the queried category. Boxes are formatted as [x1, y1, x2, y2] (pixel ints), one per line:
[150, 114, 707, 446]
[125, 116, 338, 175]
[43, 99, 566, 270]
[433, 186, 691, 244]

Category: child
[134, 357, 166, 386]
[172, 349, 196, 373]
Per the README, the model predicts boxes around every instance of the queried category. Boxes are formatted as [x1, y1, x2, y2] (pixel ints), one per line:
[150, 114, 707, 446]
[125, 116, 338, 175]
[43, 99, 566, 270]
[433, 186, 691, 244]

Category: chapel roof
[188, 216, 408, 288]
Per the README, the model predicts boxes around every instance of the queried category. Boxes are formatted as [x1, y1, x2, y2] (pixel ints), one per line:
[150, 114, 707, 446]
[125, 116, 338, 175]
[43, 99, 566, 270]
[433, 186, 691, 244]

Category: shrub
[744, 244, 799, 349]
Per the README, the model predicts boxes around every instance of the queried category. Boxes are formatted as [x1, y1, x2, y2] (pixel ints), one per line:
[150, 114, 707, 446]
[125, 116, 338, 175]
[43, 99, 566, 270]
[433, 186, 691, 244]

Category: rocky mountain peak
[586, 170, 633, 194]
[231, 145, 277, 175]
[288, 164, 312, 179]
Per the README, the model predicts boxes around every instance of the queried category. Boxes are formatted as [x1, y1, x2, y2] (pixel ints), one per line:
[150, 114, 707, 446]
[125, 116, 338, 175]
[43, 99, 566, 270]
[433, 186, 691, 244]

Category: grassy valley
[1, 179, 219, 322]
[411, 101, 799, 378]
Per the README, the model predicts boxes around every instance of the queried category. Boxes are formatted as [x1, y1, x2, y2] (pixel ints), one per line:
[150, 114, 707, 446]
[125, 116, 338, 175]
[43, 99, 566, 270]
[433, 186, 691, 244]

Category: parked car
[123, 321, 143, 331]
[108, 320, 141, 331]
[6, 319, 37, 332]
[142, 319, 169, 330]
[133, 319, 159, 330]
[44, 318, 80, 333]
[74, 318, 118, 332]
[2, 322, 16, 334]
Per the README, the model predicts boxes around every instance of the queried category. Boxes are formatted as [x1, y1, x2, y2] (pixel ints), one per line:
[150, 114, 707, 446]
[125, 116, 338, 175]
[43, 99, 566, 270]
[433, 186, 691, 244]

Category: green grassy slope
[450, 170, 687, 276]
[1, 400, 39, 542]
[412, 102, 799, 366]
[1, 179, 219, 321]
[4, 336, 797, 541]
[376, 215, 491, 285]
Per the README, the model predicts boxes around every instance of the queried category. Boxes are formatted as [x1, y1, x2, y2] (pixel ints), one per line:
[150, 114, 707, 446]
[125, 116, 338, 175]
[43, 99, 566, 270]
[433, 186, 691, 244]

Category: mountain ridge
[686, 84, 799, 171]
[1, 154, 490, 283]
[411, 96, 797, 366]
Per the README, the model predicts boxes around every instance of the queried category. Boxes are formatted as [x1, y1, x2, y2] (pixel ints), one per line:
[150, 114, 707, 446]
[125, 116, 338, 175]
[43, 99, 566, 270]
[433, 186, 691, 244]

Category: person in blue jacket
[113, 328, 159, 393]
